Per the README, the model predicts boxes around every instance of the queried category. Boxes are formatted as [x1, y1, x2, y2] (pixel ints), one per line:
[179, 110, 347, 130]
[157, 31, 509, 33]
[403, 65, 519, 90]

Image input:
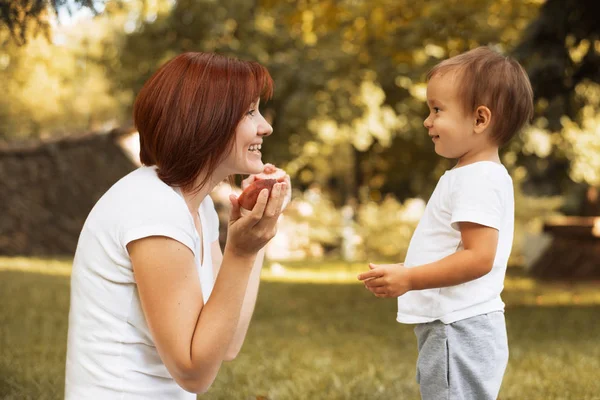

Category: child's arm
[357, 222, 498, 298]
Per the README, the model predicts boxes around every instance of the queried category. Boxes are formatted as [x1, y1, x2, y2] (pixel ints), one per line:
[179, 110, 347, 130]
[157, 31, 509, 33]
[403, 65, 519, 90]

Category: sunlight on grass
[0, 257, 72, 276]
[261, 265, 363, 284]
[2, 257, 600, 307]
[503, 275, 600, 306]
[262, 261, 600, 307]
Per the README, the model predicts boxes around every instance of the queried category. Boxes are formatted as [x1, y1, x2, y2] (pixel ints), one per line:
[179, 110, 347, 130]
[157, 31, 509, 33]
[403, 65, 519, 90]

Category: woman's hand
[225, 181, 289, 259]
[241, 167, 292, 211]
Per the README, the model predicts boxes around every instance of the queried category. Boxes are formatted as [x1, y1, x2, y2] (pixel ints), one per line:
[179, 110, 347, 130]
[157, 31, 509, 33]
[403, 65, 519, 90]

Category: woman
[65, 52, 290, 398]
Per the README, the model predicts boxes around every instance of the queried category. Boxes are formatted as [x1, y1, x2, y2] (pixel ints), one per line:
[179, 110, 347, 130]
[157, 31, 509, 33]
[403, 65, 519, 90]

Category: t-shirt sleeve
[450, 169, 506, 232]
[201, 194, 220, 243]
[121, 202, 197, 256]
[122, 224, 196, 255]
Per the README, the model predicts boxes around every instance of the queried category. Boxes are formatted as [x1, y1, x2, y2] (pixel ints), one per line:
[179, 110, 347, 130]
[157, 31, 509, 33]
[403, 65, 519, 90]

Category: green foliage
[356, 196, 423, 261]
[276, 172, 563, 266]
[103, 0, 542, 200]
[282, 187, 344, 257]
[513, 79, 600, 206]
[0, 0, 98, 45]
[3, 0, 596, 214]
[352, 172, 564, 267]
[515, 0, 600, 126]
[512, 168, 564, 266]
[561, 82, 600, 186]
[0, 17, 129, 140]
[511, 0, 600, 198]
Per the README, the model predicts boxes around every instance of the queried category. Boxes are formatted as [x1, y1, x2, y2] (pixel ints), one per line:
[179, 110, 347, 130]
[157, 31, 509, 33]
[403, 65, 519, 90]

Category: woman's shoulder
[108, 166, 182, 207]
[88, 166, 190, 228]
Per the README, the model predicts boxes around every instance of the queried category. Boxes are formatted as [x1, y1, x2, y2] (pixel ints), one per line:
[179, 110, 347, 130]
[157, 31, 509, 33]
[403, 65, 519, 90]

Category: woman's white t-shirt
[65, 166, 219, 399]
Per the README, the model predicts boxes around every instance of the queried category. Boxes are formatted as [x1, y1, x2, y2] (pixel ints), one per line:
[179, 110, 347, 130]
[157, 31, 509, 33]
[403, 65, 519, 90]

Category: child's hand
[357, 263, 411, 298]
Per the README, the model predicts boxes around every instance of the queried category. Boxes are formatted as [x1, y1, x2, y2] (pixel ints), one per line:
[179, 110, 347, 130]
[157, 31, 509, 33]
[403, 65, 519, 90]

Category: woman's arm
[211, 240, 265, 360]
[128, 184, 286, 394]
[210, 170, 292, 359]
[129, 237, 255, 394]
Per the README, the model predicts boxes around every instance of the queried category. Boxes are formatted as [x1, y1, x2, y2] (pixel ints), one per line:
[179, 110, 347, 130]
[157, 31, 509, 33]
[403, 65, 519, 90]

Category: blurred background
[0, 0, 599, 399]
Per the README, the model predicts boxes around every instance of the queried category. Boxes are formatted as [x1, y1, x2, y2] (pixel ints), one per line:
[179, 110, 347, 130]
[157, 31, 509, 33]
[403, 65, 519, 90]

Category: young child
[357, 47, 534, 400]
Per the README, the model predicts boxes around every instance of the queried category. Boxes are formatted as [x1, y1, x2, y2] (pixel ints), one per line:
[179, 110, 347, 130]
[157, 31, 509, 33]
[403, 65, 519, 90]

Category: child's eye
[433, 107, 441, 114]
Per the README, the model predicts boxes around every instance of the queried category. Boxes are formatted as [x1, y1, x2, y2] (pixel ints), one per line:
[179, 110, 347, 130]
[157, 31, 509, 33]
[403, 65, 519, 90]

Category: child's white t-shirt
[397, 161, 514, 324]
[65, 166, 219, 399]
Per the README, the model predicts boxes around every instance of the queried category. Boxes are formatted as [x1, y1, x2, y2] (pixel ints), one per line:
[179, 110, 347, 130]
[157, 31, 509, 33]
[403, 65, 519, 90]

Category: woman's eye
[247, 109, 256, 117]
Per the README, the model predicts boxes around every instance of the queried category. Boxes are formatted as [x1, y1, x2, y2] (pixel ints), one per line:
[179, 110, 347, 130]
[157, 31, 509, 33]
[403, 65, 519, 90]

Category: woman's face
[221, 99, 273, 175]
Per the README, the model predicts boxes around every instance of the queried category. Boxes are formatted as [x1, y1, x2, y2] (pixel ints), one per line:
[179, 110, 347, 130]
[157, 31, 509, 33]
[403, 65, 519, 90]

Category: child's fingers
[357, 269, 381, 281]
[364, 283, 377, 293]
[364, 277, 386, 288]
[357, 272, 371, 281]
[365, 283, 388, 297]
[357, 263, 379, 282]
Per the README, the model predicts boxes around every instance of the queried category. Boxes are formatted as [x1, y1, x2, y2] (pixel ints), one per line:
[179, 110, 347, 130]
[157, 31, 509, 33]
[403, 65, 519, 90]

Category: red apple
[238, 164, 287, 210]
[238, 179, 277, 210]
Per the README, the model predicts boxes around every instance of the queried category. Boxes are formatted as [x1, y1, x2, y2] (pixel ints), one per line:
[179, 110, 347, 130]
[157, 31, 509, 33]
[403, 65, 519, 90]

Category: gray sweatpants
[414, 312, 508, 400]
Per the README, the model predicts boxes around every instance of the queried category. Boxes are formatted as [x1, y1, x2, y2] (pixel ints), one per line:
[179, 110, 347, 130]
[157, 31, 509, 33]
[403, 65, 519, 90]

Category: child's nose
[423, 116, 433, 129]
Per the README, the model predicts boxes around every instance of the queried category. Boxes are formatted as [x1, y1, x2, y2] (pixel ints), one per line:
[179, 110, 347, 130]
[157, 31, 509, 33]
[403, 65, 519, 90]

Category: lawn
[1, 258, 600, 399]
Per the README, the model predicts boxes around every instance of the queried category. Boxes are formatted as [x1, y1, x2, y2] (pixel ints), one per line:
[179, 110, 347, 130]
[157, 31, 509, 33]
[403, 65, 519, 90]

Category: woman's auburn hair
[133, 52, 274, 191]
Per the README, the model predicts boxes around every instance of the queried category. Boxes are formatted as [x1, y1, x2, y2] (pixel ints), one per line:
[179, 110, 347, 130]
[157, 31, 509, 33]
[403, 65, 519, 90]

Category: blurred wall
[0, 128, 137, 256]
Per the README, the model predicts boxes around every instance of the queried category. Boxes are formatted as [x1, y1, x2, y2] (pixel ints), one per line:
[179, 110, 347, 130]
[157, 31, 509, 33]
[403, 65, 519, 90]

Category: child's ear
[474, 106, 491, 134]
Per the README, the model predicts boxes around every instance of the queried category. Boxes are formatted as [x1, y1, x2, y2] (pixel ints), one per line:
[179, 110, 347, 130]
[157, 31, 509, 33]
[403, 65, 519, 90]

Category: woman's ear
[474, 106, 491, 134]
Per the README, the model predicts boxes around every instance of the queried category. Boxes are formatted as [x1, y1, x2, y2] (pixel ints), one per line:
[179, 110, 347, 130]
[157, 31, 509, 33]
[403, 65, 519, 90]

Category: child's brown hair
[427, 46, 534, 146]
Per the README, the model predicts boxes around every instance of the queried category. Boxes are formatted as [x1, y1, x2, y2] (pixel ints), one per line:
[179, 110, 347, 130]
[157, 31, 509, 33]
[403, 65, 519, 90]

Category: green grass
[1, 258, 600, 399]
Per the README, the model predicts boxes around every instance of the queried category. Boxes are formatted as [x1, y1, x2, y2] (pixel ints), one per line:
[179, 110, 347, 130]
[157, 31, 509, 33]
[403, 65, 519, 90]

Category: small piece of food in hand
[238, 179, 277, 210]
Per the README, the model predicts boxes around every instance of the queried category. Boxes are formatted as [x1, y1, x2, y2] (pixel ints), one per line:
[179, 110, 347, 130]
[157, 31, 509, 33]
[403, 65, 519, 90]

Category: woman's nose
[258, 117, 273, 137]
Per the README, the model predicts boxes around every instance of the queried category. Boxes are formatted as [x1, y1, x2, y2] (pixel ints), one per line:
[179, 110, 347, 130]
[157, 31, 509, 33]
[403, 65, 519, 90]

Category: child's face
[423, 73, 477, 160]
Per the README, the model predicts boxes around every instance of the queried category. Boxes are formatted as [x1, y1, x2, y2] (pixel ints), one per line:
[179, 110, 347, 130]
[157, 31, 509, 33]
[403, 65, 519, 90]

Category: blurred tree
[514, 0, 600, 212]
[101, 0, 541, 204]
[516, 0, 600, 125]
[0, 11, 128, 140]
[0, 0, 97, 45]
[12, 0, 588, 210]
